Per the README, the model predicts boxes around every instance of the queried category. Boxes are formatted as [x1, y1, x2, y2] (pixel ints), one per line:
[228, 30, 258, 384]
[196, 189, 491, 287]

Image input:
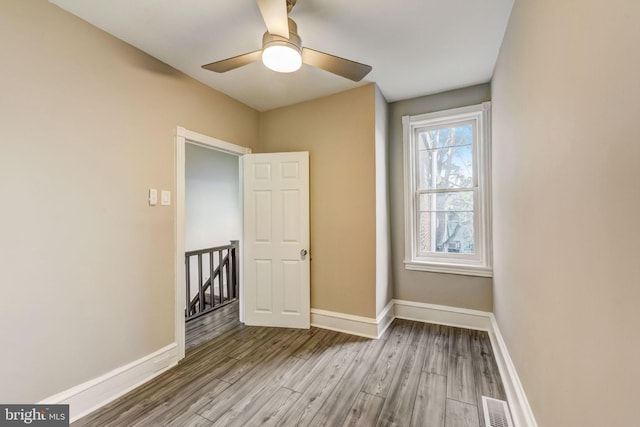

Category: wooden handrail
[185, 242, 236, 257]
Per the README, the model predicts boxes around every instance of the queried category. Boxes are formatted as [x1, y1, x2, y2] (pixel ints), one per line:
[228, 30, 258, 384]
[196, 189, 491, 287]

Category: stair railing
[185, 240, 239, 321]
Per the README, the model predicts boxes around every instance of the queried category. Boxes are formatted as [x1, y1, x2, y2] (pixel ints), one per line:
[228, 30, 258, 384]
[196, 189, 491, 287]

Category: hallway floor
[186, 300, 240, 350]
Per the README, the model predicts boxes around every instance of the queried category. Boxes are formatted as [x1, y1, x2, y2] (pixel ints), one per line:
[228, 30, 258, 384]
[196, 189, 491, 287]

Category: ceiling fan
[201, 0, 372, 82]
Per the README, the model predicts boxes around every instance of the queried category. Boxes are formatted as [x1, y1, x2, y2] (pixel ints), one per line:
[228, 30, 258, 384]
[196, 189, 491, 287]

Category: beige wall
[259, 85, 378, 318]
[388, 85, 493, 311]
[492, 0, 640, 425]
[0, 1, 259, 403]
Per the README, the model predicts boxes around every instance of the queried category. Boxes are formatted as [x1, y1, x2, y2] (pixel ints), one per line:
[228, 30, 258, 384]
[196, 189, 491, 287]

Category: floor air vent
[482, 396, 514, 427]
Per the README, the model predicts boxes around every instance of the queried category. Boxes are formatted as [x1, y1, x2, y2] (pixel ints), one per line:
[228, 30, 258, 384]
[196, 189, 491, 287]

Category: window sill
[404, 260, 493, 277]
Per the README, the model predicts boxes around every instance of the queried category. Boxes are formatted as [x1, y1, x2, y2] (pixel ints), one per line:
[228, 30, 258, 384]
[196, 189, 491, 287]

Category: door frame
[174, 126, 251, 359]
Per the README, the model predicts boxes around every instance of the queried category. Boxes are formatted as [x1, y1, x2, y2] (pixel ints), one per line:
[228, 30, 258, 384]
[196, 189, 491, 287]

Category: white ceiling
[50, 0, 513, 112]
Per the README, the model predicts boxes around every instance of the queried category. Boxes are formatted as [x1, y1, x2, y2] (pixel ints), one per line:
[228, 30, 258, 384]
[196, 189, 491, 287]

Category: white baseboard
[311, 309, 379, 338]
[488, 315, 538, 427]
[310, 300, 394, 339]
[393, 299, 493, 331]
[39, 343, 179, 423]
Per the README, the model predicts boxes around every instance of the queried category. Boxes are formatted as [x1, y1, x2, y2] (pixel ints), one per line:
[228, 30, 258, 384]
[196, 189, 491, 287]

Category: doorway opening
[175, 127, 251, 358]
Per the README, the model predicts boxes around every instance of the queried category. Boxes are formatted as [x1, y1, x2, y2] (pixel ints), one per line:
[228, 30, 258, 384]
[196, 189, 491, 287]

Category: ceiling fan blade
[257, 0, 289, 38]
[202, 50, 263, 73]
[302, 48, 372, 82]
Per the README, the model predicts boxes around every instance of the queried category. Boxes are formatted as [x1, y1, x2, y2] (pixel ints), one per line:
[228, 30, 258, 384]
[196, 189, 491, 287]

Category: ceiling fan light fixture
[261, 29, 302, 73]
[262, 44, 302, 73]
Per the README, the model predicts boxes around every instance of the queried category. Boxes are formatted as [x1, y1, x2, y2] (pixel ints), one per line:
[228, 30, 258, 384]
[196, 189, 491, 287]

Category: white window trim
[402, 102, 493, 277]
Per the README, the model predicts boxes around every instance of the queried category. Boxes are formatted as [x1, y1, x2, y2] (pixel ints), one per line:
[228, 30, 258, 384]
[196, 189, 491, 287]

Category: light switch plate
[149, 188, 158, 206]
[161, 190, 171, 206]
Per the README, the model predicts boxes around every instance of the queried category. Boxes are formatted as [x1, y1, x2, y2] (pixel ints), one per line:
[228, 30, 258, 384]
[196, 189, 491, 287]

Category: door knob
[300, 249, 308, 258]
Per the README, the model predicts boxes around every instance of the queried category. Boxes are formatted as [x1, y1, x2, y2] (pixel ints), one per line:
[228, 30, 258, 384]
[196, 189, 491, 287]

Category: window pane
[418, 211, 475, 255]
[418, 124, 473, 150]
[418, 143, 473, 190]
[419, 191, 474, 212]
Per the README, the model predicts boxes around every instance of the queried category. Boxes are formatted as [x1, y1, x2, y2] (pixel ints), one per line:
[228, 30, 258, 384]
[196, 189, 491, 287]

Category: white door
[243, 152, 310, 328]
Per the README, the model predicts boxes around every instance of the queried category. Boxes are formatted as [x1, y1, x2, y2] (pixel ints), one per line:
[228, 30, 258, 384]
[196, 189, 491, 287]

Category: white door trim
[174, 126, 251, 359]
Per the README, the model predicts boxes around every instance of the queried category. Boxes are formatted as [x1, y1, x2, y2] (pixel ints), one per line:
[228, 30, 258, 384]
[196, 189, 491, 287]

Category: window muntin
[403, 103, 492, 277]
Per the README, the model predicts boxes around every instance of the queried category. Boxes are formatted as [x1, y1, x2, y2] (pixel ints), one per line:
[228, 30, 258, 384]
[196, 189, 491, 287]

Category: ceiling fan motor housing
[262, 18, 301, 53]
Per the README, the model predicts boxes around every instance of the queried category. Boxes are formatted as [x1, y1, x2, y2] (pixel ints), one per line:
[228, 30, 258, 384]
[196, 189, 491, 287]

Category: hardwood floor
[73, 317, 506, 427]
[185, 300, 241, 350]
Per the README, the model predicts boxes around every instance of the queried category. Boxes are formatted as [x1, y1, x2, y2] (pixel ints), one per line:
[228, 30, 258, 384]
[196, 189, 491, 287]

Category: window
[403, 103, 492, 277]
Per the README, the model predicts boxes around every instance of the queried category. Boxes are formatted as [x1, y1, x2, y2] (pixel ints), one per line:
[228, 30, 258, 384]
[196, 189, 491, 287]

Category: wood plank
[281, 330, 350, 392]
[225, 325, 266, 342]
[447, 327, 477, 405]
[185, 315, 237, 337]
[218, 327, 284, 361]
[179, 340, 252, 378]
[342, 392, 384, 427]
[186, 310, 238, 337]
[180, 329, 257, 379]
[376, 322, 429, 426]
[361, 319, 413, 397]
[285, 327, 334, 361]
[277, 347, 358, 425]
[243, 387, 301, 427]
[411, 372, 446, 427]
[207, 330, 349, 427]
[208, 356, 305, 426]
[423, 323, 451, 375]
[216, 328, 302, 384]
[131, 378, 230, 427]
[185, 299, 238, 327]
[196, 330, 313, 422]
[184, 327, 247, 362]
[308, 338, 386, 427]
[445, 399, 480, 427]
[470, 329, 506, 400]
[166, 413, 213, 427]
[470, 329, 506, 427]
